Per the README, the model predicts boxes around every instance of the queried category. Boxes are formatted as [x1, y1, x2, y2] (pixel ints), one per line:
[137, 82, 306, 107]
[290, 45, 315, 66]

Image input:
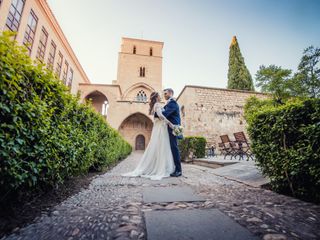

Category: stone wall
[177, 86, 269, 150]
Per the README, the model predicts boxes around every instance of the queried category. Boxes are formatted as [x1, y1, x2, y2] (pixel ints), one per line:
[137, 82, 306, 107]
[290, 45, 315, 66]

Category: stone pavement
[3, 152, 320, 240]
[145, 209, 259, 240]
[143, 186, 205, 203]
[193, 156, 269, 187]
[210, 161, 269, 187]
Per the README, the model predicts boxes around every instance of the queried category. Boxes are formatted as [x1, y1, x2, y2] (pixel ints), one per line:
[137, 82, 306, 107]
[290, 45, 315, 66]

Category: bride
[122, 92, 175, 180]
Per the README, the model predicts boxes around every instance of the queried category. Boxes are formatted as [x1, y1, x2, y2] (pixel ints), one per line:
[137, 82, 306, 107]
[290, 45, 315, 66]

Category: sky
[47, 0, 320, 94]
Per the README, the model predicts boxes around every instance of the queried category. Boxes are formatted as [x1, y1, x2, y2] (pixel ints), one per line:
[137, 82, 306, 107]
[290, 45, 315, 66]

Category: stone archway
[118, 113, 153, 149]
[135, 134, 146, 150]
[85, 91, 109, 117]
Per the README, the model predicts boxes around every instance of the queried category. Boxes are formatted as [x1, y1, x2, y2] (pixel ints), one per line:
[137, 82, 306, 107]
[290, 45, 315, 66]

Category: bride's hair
[149, 92, 159, 115]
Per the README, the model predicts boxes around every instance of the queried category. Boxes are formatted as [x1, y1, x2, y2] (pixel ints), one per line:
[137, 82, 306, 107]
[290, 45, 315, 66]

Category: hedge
[245, 97, 320, 203]
[178, 136, 207, 161]
[0, 32, 132, 199]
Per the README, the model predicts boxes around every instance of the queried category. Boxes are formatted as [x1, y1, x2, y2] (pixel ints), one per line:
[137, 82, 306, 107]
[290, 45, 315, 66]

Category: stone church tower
[114, 38, 163, 96]
[79, 38, 164, 150]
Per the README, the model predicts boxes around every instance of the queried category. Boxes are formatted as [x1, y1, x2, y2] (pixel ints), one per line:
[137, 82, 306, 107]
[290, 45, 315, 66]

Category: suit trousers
[168, 128, 181, 173]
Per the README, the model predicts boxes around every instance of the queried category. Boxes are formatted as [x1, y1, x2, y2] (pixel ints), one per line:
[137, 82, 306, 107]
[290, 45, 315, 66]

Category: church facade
[79, 37, 268, 150]
[79, 38, 164, 150]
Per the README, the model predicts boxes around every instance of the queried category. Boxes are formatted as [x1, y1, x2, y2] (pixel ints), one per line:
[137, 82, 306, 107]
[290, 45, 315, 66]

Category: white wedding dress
[122, 102, 175, 180]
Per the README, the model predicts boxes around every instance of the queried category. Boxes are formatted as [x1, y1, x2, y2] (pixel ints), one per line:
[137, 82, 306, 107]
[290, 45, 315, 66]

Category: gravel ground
[2, 151, 319, 240]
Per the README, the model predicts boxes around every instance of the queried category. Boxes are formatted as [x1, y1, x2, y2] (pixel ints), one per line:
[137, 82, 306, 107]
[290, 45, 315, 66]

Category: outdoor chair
[219, 135, 237, 159]
[233, 132, 254, 160]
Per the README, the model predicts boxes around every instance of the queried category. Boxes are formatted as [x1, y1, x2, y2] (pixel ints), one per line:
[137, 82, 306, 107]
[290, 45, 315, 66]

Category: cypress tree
[227, 36, 254, 91]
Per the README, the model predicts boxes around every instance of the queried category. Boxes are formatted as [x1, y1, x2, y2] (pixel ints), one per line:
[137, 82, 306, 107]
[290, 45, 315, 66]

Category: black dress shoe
[170, 172, 177, 177]
[171, 172, 182, 177]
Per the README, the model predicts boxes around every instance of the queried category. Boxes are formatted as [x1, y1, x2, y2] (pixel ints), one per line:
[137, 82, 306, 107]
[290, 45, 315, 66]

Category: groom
[162, 88, 182, 177]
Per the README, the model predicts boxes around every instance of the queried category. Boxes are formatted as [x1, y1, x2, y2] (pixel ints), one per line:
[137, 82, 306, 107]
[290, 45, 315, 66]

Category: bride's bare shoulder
[154, 102, 162, 108]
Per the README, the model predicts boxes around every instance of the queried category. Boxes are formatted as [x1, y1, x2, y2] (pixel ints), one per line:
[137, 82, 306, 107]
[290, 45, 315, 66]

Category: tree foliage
[255, 46, 320, 100]
[291, 46, 320, 98]
[228, 36, 254, 91]
[255, 65, 292, 103]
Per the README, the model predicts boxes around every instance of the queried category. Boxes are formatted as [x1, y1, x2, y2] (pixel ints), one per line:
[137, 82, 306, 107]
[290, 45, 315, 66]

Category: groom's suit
[161, 98, 182, 173]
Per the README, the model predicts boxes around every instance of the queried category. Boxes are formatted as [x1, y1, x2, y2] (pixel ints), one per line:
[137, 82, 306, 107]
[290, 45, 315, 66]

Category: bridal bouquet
[172, 125, 183, 138]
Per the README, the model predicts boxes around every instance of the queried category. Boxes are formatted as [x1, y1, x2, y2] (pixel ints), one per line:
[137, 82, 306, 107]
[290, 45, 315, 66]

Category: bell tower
[115, 37, 164, 96]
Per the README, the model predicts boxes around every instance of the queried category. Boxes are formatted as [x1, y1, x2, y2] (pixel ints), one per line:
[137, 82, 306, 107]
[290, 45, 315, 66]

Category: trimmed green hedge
[0, 32, 132, 198]
[245, 97, 320, 202]
[178, 136, 206, 161]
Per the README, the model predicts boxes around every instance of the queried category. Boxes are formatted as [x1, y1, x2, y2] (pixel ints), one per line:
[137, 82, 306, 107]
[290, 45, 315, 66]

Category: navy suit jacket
[154, 99, 181, 127]
[162, 99, 181, 126]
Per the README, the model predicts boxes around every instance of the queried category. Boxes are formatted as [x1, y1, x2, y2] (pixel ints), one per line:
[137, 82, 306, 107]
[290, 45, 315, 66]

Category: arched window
[150, 47, 153, 56]
[133, 45, 136, 54]
[136, 90, 147, 102]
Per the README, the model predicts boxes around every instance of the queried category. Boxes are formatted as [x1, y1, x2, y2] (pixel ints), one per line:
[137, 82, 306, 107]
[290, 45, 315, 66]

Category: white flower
[172, 125, 183, 137]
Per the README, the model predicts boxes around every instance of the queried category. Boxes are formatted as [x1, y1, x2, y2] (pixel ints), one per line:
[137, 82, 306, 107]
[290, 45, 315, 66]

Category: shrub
[245, 96, 320, 203]
[0, 32, 132, 199]
[178, 136, 206, 161]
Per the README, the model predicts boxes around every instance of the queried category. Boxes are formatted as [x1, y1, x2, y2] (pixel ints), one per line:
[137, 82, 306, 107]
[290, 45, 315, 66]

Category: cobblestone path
[3, 152, 320, 240]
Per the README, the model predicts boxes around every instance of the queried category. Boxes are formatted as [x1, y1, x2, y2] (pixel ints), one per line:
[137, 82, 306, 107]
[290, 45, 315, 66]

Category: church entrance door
[135, 135, 145, 150]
